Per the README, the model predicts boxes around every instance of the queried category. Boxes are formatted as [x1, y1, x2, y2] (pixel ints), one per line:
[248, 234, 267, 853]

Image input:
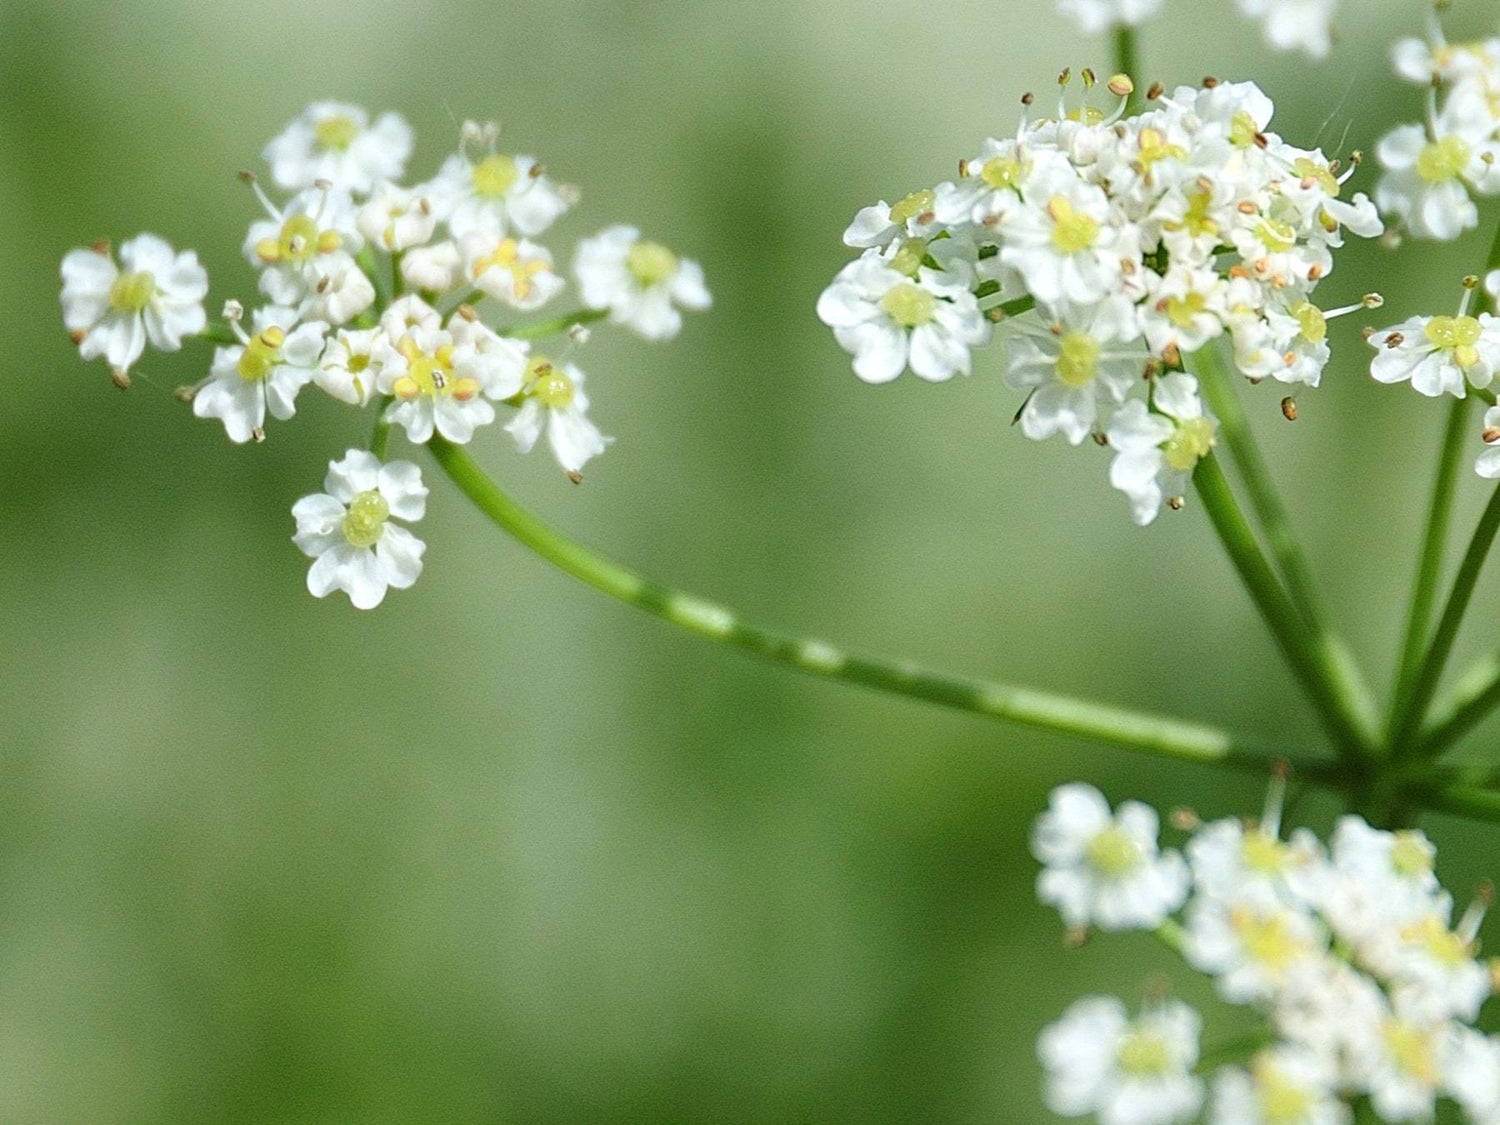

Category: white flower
[1375, 124, 1500, 241]
[1055, 0, 1163, 33]
[291, 449, 426, 610]
[60, 234, 208, 375]
[574, 225, 711, 339]
[1234, 0, 1337, 59]
[315, 327, 394, 406]
[1363, 899, 1491, 1023]
[1000, 157, 1133, 305]
[1106, 373, 1216, 526]
[462, 231, 566, 312]
[1369, 311, 1500, 397]
[1363, 1015, 1453, 1122]
[243, 186, 362, 309]
[299, 256, 376, 326]
[817, 248, 989, 383]
[842, 188, 946, 248]
[1031, 783, 1189, 932]
[1038, 996, 1203, 1125]
[426, 148, 572, 239]
[1008, 297, 1145, 445]
[262, 103, 413, 194]
[377, 324, 526, 445]
[1184, 893, 1326, 1003]
[381, 294, 443, 339]
[356, 183, 437, 252]
[192, 307, 326, 443]
[1209, 1047, 1348, 1125]
[1273, 956, 1388, 1075]
[1320, 817, 1443, 953]
[1140, 266, 1228, 357]
[506, 355, 610, 476]
[1187, 819, 1324, 908]
[400, 241, 463, 295]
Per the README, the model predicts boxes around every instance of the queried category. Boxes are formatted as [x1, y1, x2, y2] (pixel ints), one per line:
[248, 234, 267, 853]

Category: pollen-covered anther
[237, 170, 256, 185]
[1169, 807, 1201, 831]
[69, 328, 86, 345]
[110, 368, 131, 391]
[1058, 68, 1071, 87]
[1282, 397, 1298, 421]
[1092, 431, 1109, 447]
[451, 377, 480, 402]
[1386, 333, 1406, 348]
[174, 384, 199, 403]
[566, 470, 583, 485]
[392, 375, 421, 401]
[1167, 496, 1185, 511]
[1146, 81, 1164, 101]
[1307, 265, 1325, 281]
[89, 238, 112, 256]
[251, 426, 266, 443]
[1162, 342, 1181, 368]
[456, 303, 478, 322]
[223, 299, 244, 322]
[1021, 92, 1035, 107]
[1483, 427, 1500, 445]
[1107, 74, 1134, 98]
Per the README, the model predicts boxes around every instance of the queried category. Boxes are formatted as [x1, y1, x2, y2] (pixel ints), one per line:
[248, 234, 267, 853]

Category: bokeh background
[4, 0, 1500, 1119]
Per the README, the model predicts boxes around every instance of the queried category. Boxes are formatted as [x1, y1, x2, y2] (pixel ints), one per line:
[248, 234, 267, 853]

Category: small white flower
[1140, 266, 1227, 357]
[1106, 373, 1216, 526]
[1184, 893, 1326, 1003]
[1038, 996, 1204, 1124]
[1375, 124, 1500, 242]
[315, 327, 394, 406]
[262, 103, 413, 194]
[1363, 1015, 1453, 1122]
[426, 147, 572, 239]
[1031, 783, 1189, 932]
[1273, 956, 1388, 1075]
[1008, 297, 1145, 445]
[291, 449, 426, 610]
[1369, 310, 1500, 397]
[574, 225, 711, 339]
[817, 248, 989, 383]
[1001, 157, 1133, 306]
[1187, 820, 1324, 909]
[377, 324, 526, 445]
[357, 183, 437, 252]
[243, 185, 362, 308]
[60, 234, 208, 374]
[1234, 0, 1338, 59]
[1320, 817, 1443, 953]
[400, 240, 463, 295]
[1055, 0, 1163, 33]
[192, 307, 326, 443]
[506, 354, 610, 476]
[463, 231, 567, 312]
[1364, 898, 1491, 1023]
[1209, 1047, 1348, 1125]
[381, 294, 443, 339]
[842, 188, 946, 248]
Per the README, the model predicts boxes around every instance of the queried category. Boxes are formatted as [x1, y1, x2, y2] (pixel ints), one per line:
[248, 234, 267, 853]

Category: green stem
[1389, 396, 1471, 747]
[427, 436, 1314, 777]
[390, 251, 405, 301]
[1414, 651, 1500, 759]
[1193, 1027, 1279, 1074]
[1193, 453, 1374, 760]
[355, 247, 386, 306]
[1391, 482, 1500, 754]
[500, 307, 609, 341]
[1191, 345, 1379, 748]
[369, 394, 394, 460]
[1112, 26, 1141, 114]
[441, 289, 488, 319]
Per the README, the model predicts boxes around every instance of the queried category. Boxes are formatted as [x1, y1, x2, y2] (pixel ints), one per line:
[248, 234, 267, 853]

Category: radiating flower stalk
[51, 11, 1500, 1121]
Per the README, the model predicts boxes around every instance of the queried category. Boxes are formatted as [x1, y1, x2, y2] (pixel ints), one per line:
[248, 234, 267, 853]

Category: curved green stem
[1391, 483, 1500, 754]
[1193, 453, 1374, 761]
[369, 394, 394, 460]
[1415, 651, 1500, 759]
[1192, 345, 1379, 748]
[427, 436, 1314, 777]
[501, 307, 610, 341]
[1389, 395, 1471, 747]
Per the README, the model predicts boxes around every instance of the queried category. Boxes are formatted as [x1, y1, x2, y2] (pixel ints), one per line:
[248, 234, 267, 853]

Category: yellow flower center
[1230, 110, 1261, 148]
[1056, 332, 1101, 388]
[1167, 292, 1207, 330]
[879, 283, 937, 329]
[981, 156, 1023, 191]
[108, 270, 156, 313]
[256, 214, 339, 266]
[1115, 1030, 1172, 1076]
[236, 326, 286, 382]
[1048, 196, 1100, 254]
[1065, 106, 1106, 125]
[1384, 1021, 1440, 1085]
[1255, 218, 1297, 253]
[1085, 827, 1142, 876]
[1293, 302, 1327, 345]
[341, 490, 389, 549]
[474, 239, 551, 300]
[625, 240, 679, 287]
[1416, 136, 1471, 184]
[314, 115, 359, 152]
[889, 238, 928, 278]
[1424, 315, 1484, 370]
[391, 336, 476, 401]
[1391, 832, 1434, 878]
[1255, 1064, 1314, 1123]
[1163, 417, 1215, 473]
[471, 154, 519, 199]
[1292, 157, 1340, 198]
[1137, 127, 1187, 168]
[1403, 916, 1471, 967]
[1166, 189, 1219, 240]
[1241, 833, 1286, 874]
[888, 189, 935, 226]
[525, 355, 576, 408]
[1230, 907, 1308, 972]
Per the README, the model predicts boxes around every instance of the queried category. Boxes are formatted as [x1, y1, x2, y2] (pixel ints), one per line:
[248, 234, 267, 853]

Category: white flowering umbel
[817, 74, 1382, 525]
[58, 106, 709, 608]
[1031, 781, 1499, 1124]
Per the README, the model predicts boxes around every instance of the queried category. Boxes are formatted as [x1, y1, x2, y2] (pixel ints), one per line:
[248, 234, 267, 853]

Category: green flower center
[1047, 196, 1100, 254]
[341, 490, 389, 549]
[1391, 832, 1433, 877]
[471, 154, 519, 199]
[1416, 136, 1471, 184]
[314, 115, 359, 152]
[1085, 827, 1142, 876]
[1056, 332, 1101, 388]
[1256, 1067, 1314, 1123]
[108, 270, 157, 313]
[888, 189, 935, 226]
[625, 240, 679, 287]
[1292, 157, 1340, 198]
[1115, 1030, 1172, 1077]
[889, 238, 928, 278]
[1240, 833, 1286, 874]
[1166, 292, 1208, 330]
[236, 327, 286, 382]
[1293, 302, 1327, 345]
[879, 284, 937, 329]
[1255, 218, 1296, 254]
[1163, 417, 1215, 473]
[526, 355, 576, 408]
[1230, 110, 1261, 148]
[981, 156, 1022, 191]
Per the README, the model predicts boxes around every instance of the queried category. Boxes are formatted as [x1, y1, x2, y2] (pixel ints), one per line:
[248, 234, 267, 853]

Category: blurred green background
[4, 0, 1500, 1119]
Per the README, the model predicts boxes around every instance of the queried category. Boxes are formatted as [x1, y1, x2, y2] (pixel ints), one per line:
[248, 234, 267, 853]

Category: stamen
[1260, 759, 1290, 839]
[238, 170, 281, 221]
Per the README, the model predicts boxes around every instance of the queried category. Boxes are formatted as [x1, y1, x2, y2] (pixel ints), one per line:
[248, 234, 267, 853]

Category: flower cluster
[59, 103, 709, 609]
[1053, 0, 1338, 60]
[1032, 780, 1498, 1123]
[1375, 23, 1500, 242]
[817, 76, 1381, 525]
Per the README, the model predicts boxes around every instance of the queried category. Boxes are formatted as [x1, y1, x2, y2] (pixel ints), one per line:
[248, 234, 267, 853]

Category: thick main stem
[427, 436, 1311, 777]
[1193, 453, 1374, 760]
[1112, 26, 1141, 114]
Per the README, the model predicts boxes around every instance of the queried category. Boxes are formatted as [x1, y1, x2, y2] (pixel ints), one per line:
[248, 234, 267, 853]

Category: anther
[174, 384, 199, 403]
[1169, 807, 1201, 832]
[457, 303, 478, 322]
[1202, 76, 1220, 88]
[251, 426, 266, 443]
[1107, 74, 1134, 98]
[1282, 397, 1298, 421]
[1057, 67, 1071, 86]
[222, 299, 244, 322]
[566, 470, 584, 485]
[1146, 81, 1164, 101]
[90, 238, 112, 256]
[1021, 92, 1035, 107]
[1464, 275, 1480, 290]
[69, 328, 86, 345]
[110, 368, 131, 391]
[1308, 264, 1325, 281]
[958, 158, 969, 178]
[1483, 427, 1500, 444]
[1167, 496, 1185, 511]
[1386, 332, 1406, 348]
[529, 163, 545, 179]
[1092, 431, 1109, 447]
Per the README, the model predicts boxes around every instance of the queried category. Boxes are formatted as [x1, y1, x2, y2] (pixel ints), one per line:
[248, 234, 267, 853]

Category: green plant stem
[1194, 1027, 1279, 1074]
[1112, 27, 1140, 113]
[1389, 396, 1470, 747]
[426, 436, 1316, 777]
[1415, 652, 1500, 759]
[355, 247, 385, 305]
[198, 322, 238, 345]
[1391, 482, 1500, 754]
[1193, 453, 1374, 761]
[1191, 346, 1379, 748]
[391, 251, 405, 300]
[441, 289, 488, 318]
[369, 394, 394, 460]
[499, 307, 610, 340]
